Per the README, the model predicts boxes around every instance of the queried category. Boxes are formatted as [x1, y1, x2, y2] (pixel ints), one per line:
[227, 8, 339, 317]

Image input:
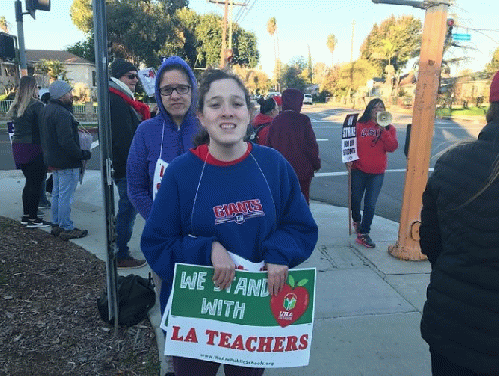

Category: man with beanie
[39, 80, 91, 241]
[109, 59, 150, 269]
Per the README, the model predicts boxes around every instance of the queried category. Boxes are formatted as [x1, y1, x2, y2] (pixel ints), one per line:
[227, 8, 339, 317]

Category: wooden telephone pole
[371, 0, 451, 260]
[207, 0, 246, 68]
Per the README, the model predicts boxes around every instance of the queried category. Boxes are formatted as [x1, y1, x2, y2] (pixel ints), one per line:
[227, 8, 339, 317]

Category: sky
[2, 0, 498, 76]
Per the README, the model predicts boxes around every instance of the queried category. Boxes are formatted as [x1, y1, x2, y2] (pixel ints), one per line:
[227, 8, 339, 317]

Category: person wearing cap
[39, 80, 91, 241]
[109, 59, 150, 269]
[419, 71, 499, 376]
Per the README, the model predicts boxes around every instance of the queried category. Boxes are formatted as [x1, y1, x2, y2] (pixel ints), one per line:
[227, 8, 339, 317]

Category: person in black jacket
[39, 80, 91, 241]
[109, 59, 150, 269]
[419, 71, 499, 376]
[7, 76, 48, 228]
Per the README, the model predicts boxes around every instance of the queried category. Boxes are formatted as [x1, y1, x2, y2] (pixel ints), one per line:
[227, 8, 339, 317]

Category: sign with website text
[342, 113, 359, 163]
[161, 264, 316, 368]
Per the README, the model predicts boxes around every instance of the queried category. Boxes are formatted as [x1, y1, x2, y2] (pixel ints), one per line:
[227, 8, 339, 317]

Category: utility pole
[372, 0, 451, 260]
[207, 0, 245, 68]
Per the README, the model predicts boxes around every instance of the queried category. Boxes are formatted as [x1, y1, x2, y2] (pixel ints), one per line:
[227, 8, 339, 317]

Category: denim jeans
[115, 178, 137, 260]
[350, 169, 384, 234]
[52, 168, 80, 230]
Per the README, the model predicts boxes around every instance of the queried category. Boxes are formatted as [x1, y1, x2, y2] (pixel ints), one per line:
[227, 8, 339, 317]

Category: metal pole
[91, 0, 119, 331]
[14, 0, 27, 76]
[388, 2, 449, 260]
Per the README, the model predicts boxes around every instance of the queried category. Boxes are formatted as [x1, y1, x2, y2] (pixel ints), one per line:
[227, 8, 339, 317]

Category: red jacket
[352, 120, 398, 174]
[267, 89, 321, 180]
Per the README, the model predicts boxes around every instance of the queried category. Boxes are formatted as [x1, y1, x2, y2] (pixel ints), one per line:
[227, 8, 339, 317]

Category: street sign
[452, 33, 471, 41]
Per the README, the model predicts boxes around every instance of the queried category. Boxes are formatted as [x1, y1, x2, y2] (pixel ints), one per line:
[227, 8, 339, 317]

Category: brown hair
[7, 76, 38, 119]
[193, 68, 253, 146]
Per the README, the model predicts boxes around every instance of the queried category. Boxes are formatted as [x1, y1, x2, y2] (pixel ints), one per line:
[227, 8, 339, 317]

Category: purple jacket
[267, 88, 321, 180]
[127, 56, 200, 219]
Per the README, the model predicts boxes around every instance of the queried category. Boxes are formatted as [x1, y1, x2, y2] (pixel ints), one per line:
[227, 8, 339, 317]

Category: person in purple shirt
[7, 76, 48, 228]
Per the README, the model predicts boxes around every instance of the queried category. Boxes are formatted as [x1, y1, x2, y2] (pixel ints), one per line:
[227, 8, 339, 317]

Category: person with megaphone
[346, 98, 398, 248]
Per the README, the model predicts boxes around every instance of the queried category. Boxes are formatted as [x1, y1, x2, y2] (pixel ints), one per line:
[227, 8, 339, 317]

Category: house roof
[25, 50, 93, 65]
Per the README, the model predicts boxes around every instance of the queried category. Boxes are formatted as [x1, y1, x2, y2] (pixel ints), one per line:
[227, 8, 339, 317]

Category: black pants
[19, 154, 46, 219]
[431, 349, 491, 376]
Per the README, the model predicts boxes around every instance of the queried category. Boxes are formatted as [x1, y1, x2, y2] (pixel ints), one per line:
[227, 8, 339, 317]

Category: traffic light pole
[14, 0, 28, 76]
[92, 0, 119, 332]
[372, 0, 450, 260]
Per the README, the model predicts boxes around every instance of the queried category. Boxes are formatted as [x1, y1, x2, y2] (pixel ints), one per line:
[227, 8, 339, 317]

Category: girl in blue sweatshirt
[141, 69, 317, 376]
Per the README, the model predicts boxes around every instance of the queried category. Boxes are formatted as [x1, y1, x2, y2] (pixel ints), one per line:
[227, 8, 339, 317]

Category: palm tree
[267, 17, 279, 90]
[326, 34, 338, 67]
[35, 59, 69, 83]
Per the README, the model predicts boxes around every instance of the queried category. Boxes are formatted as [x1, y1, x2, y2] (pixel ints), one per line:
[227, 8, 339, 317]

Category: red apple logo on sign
[270, 275, 310, 328]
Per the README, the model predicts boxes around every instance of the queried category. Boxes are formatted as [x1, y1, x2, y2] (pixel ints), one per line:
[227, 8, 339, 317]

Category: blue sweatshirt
[141, 143, 318, 312]
[127, 56, 200, 219]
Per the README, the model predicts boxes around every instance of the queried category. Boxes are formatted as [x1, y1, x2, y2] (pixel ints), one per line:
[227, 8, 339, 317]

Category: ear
[196, 111, 207, 129]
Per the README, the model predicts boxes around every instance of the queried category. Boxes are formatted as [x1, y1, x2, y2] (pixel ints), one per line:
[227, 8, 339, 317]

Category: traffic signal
[26, 0, 50, 19]
[446, 18, 454, 41]
[0, 33, 16, 60]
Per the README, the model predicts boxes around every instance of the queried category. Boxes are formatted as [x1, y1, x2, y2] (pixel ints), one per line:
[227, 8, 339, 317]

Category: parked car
[266, 91, 281, 99]
[303, 94, 313, 105]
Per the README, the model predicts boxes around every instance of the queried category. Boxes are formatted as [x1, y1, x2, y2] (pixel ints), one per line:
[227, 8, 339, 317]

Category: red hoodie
[352, 119, 398, 174]
[267, 89, 321, 180]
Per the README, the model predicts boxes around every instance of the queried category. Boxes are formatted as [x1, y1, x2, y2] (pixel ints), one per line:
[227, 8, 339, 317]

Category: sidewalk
[0, 169, 432, 376]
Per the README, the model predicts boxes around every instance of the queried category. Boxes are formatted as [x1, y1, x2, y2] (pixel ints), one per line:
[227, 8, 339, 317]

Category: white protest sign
[138, 68, 156, 97]
[342, 113, 359, 163]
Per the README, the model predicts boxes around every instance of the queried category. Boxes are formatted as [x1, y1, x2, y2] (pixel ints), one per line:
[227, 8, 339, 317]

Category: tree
[35, 60, 69, 83]
[485, 47, 499, 76]
[313, 62, 328, 86]
[0, 16, 9, 33]
[67, 33, 95, 63]
[326, 34, 337, 67]
[360, 15, 422, 76]
[280, 64, 307, 92]
[70, 0, 182, 66]
[328, 59, 377, 96]
[232, 66, 270, 95]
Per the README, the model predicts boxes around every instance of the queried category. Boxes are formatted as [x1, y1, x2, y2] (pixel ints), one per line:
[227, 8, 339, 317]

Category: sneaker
[356, 233, 376, 248]
[352, 221, 360, 233]
[117, 257, 147, 269]
[26, 218, 51, 228]
[51, 225, 63, 237]
[59, 228, 88, 241]
[21, 215, 29, 225]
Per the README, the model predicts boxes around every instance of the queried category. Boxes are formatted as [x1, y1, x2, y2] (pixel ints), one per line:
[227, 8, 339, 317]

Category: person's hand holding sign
[211, 241, 235, 290]
[267, 263, 289, 296]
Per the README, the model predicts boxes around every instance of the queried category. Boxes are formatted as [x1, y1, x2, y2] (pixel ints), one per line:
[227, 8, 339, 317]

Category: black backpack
[249, 123, 270, 144]
[97, 274, 156, 327]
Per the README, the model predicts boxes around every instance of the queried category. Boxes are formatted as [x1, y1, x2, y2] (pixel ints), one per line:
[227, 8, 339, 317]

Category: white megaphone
[376, 111, 392, 127]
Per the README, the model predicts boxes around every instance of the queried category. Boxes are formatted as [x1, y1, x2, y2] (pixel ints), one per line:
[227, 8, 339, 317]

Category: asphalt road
[0, 107, 485, 223]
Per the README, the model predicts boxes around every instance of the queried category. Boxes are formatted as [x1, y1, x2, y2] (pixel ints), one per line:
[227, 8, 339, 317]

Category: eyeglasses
[126, 74, 139, 79]
[159, 85, 191, 96]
